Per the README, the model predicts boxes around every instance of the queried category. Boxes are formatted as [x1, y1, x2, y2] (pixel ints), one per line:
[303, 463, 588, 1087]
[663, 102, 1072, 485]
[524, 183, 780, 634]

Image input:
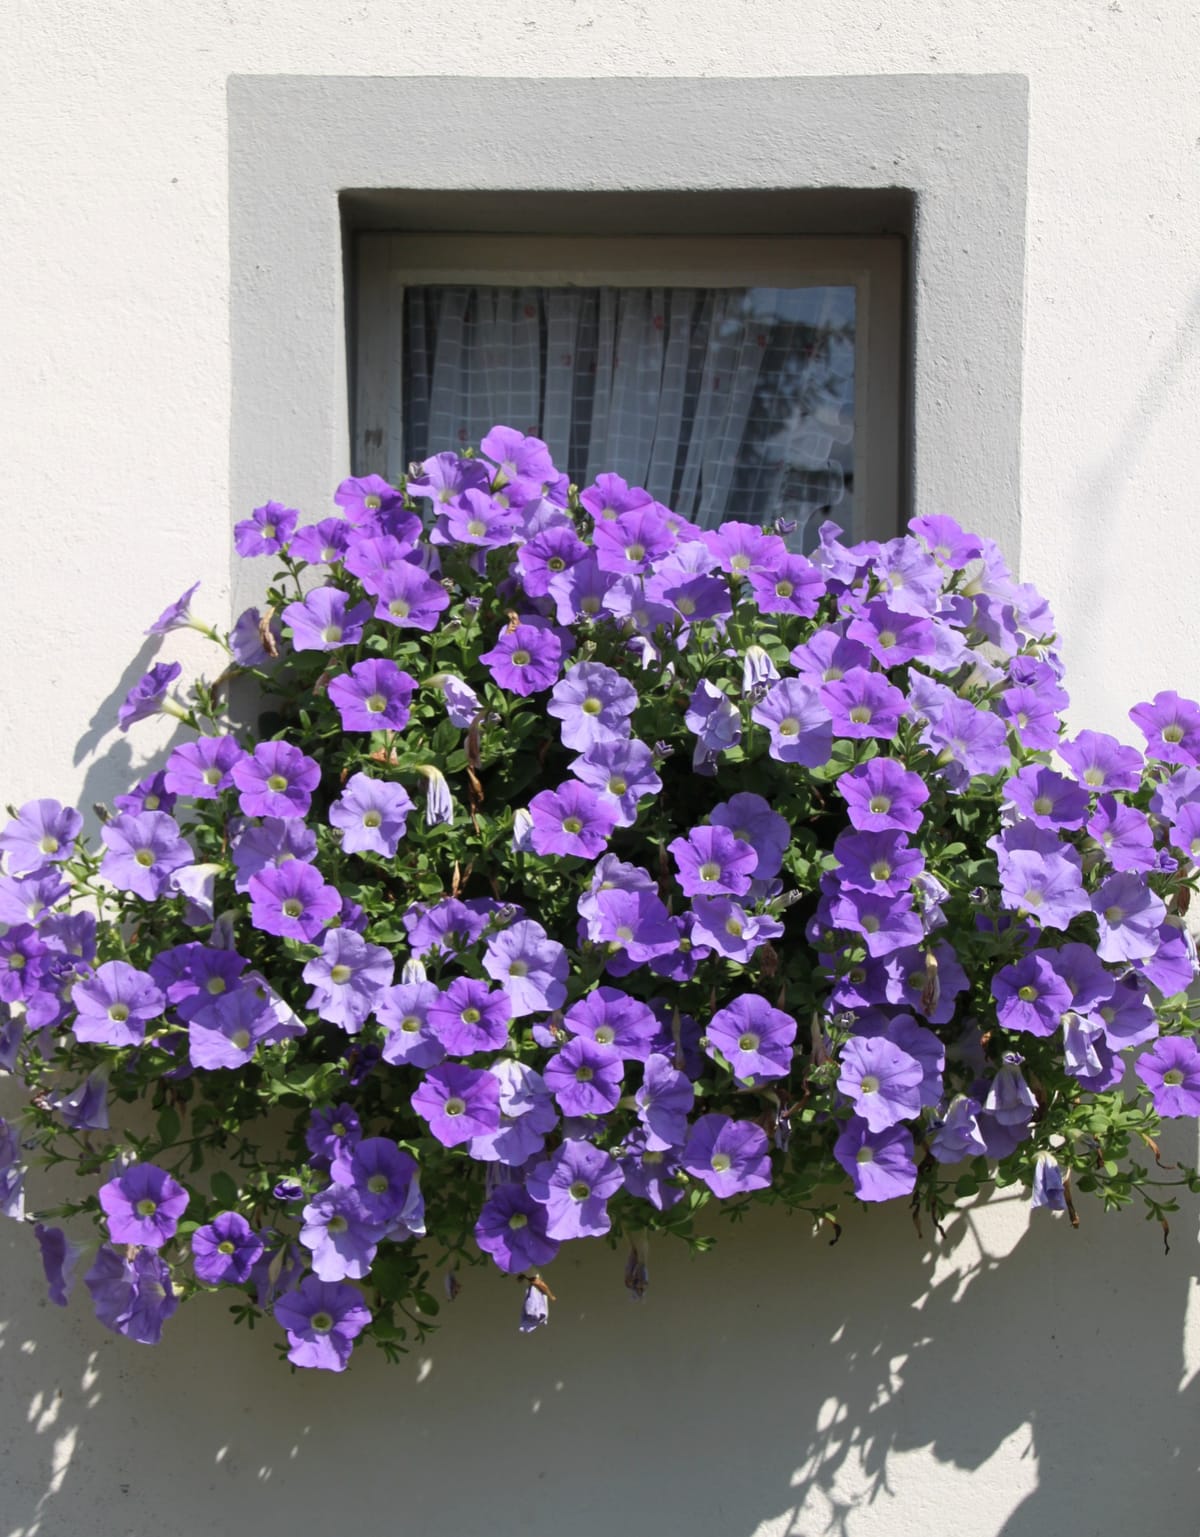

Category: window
[352, 234, 903, 546]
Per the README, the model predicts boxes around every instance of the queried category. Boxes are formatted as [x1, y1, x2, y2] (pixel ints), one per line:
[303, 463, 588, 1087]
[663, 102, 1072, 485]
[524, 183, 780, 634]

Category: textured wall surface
[2, 3, 1199, 1534]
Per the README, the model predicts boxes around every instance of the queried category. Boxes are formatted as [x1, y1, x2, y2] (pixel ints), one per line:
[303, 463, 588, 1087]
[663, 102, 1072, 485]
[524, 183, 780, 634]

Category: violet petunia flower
[709, 793, 791, 879]
[837, 1037, 923, 1131]
[100, 810, 194, 900]
[622, 1135, 685, 1211]
[745, 552, 825, 616]
[992, 951, 1072, 1037]
[98, 1163, 188, 1249]
[146, 581, 205, 637]
[291, 517, 353, 566]
[0, 800, 83, 873]
[282, 586, 371, 652]
[543, 1037, 624, 1116]
[528, 782, 618, 860]
[669, 825, 757, 900]
[192, 1212, 264, 1285]
[303, 928, 394, 1033]
[1004, 765, 1091, 831]
[996, 844, 1089, 930]
[330, 773, 414, 858]
[834, 1121, 918, 1202]
[570, 738, 661, 827]
[822, 668, 905, 740]
[163, 735, 247, 800]
[752, 678, 833, 767]
[273, 1275, 372, 1372]
[231, 741, 321, 820]
[428, 977, 513, 1055]
[706, 995, 797, 1085]
[527, 1139, 623, 1240]
[230, 816, 317, 892]
[688, 896, 784, 965]
[475, 1185, 560, 1273]
[832, 829, 924, 898]
[342, 1138, 424, 1234]
[1092, 872, 1167, 963]
[483, 919, 568, 1017]
[1129, 691, 1200, 766]
[1135, 1036, 1200, 1117]
[547, 663, 637, 751]
[480, 620, 570, 696]
[564, 987, 658, 1061]
[1056, 729, 1143, 792]
[34, 1223, 84, 1307]
[118, 662, 184, 732]
[234, 500, 299, 557]
[299, 1186, 385, 1282]
[71, 960, 164, 1047]
[335, 472, 405, 523]
[306, 1104, 362, 1170]
[328, 658, 417, 732]
[682, 1114, 772, 1197]
[248, 861, 341, 941]
[684, 680, 741, 773]
[467, 1059, 558, 1166]
[412, 1062, 501, 1146]
[113, 771, 177, 818]
[85, 1246, 178, 1345]
[370, 561, 451, 631]
[635, 1052, 695, 1150]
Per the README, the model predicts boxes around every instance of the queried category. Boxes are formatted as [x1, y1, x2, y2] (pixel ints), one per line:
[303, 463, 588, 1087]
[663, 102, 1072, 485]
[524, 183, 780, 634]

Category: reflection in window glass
[402, 285, 855, 543]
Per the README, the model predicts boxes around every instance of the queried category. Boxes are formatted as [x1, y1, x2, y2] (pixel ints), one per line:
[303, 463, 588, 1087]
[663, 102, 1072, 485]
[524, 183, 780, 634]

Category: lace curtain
[399, 284, 855, 537]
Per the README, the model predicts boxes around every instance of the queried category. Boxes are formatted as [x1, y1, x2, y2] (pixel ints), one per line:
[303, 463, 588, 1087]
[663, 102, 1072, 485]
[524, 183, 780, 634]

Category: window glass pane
[401, 284, 856, 543]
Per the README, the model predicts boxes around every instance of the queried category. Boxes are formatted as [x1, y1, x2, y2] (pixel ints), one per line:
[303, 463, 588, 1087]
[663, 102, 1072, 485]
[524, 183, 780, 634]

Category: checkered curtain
[402, 284, 853, 532]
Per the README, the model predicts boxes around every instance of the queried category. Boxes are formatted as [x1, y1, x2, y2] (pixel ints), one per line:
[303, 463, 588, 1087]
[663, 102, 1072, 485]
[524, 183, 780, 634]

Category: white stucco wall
[1, 3, 1199, 1534]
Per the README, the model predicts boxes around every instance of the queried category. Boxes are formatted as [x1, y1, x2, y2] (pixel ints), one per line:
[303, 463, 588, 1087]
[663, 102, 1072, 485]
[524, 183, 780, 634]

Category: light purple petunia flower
[369, 561, 451, 631]
[684, 679, 741, 773]
[273, 1275, 372, 1372]
[431, 673, 482, 729]
[702, 520, 786, 577]
[299, 1186, 384, 1282]
[248, 862, 340, 941]
[543, 1037, 624, 1117]
[437, 488, 520, 548]
[71, 960, 164, 1047]
[996, 843, 1089, 930]
[303, 929, 394, 1033]
[480, 620, 570, 696]
[407, 450, 491, 507]
[235, 500, 299, 557]
[146, 580, 203, 636]
[34, 1223, 84, 1307]
[1092, 872, 1167, 963]
[117, 662, 184, 732]
[527, 1139, 623, 1240]
[745, 552, 825, 616]
[790, 628, 873, 684]
[518, 524, 589, 597]
[929, 1094, 988, 1164]
[570, 738, 661, 827]
[112, 771, 177, 818]
[635, 1052, 695, 1150]
[428, 977, 512, 1056]
[291, 517, 353, 566]
[833, 829, 924, 898]
[1004, 765, 1091, 830]
[824, 886, 925, 958]
[231, 741, 321, 820]
[1129, 691, 1200, 766]
[0, 1118, 24, 1219]
[592, 504, 674, 575]
[343, 1137, 424, 1232]
[403, 897, 495, 958]
[992, 951, 1072, 1037]
[412, 1062, 501, 1146]
[996, 684, 1064, 753]
[709, 793, 791, 879]
[1093, 975, 1159, 1049]
[475, 1185, 560, 1273]
[706, 995, 797, 1085]
[1030, 1152, 1067, 1212]
[99, 810, 194, 901]
[622, 1135, 685, 1211]
[846, 601, 936, 666]
[335, 472, 405, 523]
[192, 1212, 264, 1285]
[467, 1060, 558, 1166]
[230, 816, 317, 893]
[669, 825, 757, 899]
[483, 918, 569, 1017]
[328, 658, 417, 732]
[921, 696, 1011, 784]
[547, 662, 637, 751]
[306, 1104, 362, 1169]
[51, 1070, 110, 1131]
[984, 1052, 1038, 1126]
[85, 1246, 178, 1345]
[329, 773, 414, 858]
[682, 1114, 772, 1197]
[837, 1036, 924, 1131]
[187, 986, 278, 1069]
[822, 668, 906, 741]
[98, 1163, 188, 1249]
[580, 472, 653, 522]
[0, 800, 83, 873]
[1135, 1036, 1200, 1117]
[688, 896, 784, 965]
[163, 735, 247, 800]
[528, 781, 618, 859]
[564, 987, 658, 1062]
[481, 425, 557, 490]
[1089, 795, 1157, 873]
[282, 586, 371, 652]
[834, 1120, 918, 1201]
[1056, 729, 1143, 792]
[751, 678, 833, 767]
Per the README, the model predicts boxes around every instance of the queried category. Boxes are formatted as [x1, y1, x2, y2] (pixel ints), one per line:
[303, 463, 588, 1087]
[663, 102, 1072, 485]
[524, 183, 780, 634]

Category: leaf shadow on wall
[1, 1175, 1197, 1537]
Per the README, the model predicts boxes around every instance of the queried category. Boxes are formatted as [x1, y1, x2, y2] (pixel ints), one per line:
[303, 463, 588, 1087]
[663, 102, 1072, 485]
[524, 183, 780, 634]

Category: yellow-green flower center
[329, 964, 352, 985]
[266, 774, 289, 793]
[365, 692, 388, 713]
[568, 1180, 591, 1201]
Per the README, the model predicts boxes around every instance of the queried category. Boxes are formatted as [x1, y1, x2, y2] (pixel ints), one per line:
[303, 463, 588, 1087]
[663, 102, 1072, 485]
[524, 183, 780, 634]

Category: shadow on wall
[2, 1189, 1197, 1537]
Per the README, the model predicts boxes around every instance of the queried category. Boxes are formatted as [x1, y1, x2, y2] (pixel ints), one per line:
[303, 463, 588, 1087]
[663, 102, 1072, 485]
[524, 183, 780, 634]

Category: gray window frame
[228, 73, 1027, 616]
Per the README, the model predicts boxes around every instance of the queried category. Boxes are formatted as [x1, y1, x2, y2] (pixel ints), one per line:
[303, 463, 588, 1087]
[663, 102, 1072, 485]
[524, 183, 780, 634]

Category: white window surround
[228, 74, 1027, 618]
[352, 233, 904, 544]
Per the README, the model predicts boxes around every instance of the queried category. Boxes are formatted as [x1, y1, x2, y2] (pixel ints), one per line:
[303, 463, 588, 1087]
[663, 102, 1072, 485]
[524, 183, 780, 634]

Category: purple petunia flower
[467, 1059, 558, 1166]
[745, 552, 825, 616]
[329, 773, 414, 858]
[518, 524, 589, 596]
[146, 580, 204, 636]
[428, 977, 512, 1055]
[684, 679, 742, 773]
[706, 995, 797, 1085]
[480, 620, 570, 696]
[751, 678, 833, 767]
[682, 1114, 772, 1197]
[407, 451, 491, 507]
[187, 986, 279, 1069]
[822, 668, 906, 740]
[921, 696, 1011, 784]
[231, 741, 321, 820]
[996, 844, 1089, 930]
[34, 1223, 84, 1307]
[99, 810, 194, 901]
[342, 1138, 424, 1234]
[282, 586, 371, 652]
[1004, 765, 1091, 830]
[688, 896, 784, 965]
[306, 1104, 362, 1170]
[273, 1275, 372, 1372]
[592, 504, 674, 575]
[564, 987, 658, 1062]
[248, 861, 341, 941]
[299, 1186, 385, 1282]
[72, 960, 164, 1047]
[85, 1246, 178, 1345]
[412, 1062, 501, 1147]
[996, 684, 1064, 753]
[929, 1095, 988, 1164]
[547, 663, 637, 751]
[335, 472, 405, 523]
[832, 829, 925, 898]
[846, 601, 936, 666]
[543, 1036, 624, 1116]
[230, 816, 317, 893]
[1135, 1036, 1200, 1117]
[635, 1052, 695, 1150]
[1130, 691, 1200, 766]
[791, 628, 873, 684]
[824, 886, 925, 958]
[1031, 1153, 1067, 1212]
[98, 1163, 188, 1249]
[235, 500, 299, 557]
[1092, 872, 1167, 963]
[834, 1121, 918, 1202]
[482, 919, 568, 1017]
[328, 658, 417, 732]
[475, 1185, 560, 1273]
[369, 560, 451, 631]
[570, 738, 661, 827]
[51, 1070, 110, 1131]
[291, 517, 353, 566]
[113, 771, 177, 818]
[837, 1037, 923, 1131]
[0, 800, 83, 873]
[709, 793, 791, 879]
[193, 1212, 264, 1284]
[527, 1140, 623, 1240]
[984, 1053, 1038, 1126]
[1056, 729, 1143, 792]
[528, 781, 618, 860]
[669, 825, 757, 899]
[622, 1134, 685, 1211]
[1089, 795, 1157, 873]
[992, 951, 1072, 1037]
[164, 735, 247, 801]
[303, 928, 394, 1033]
[118, 662, 184, 732]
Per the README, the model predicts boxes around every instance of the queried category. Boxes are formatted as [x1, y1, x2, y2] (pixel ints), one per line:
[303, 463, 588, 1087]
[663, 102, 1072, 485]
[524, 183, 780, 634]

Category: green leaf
[156, 1106, 181, 1147]
[210, 1171, 239, 1207]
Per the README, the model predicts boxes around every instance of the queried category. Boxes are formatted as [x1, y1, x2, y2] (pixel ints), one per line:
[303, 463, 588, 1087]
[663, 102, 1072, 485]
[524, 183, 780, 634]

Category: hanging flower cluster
[5, 426, 1200, 1371]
